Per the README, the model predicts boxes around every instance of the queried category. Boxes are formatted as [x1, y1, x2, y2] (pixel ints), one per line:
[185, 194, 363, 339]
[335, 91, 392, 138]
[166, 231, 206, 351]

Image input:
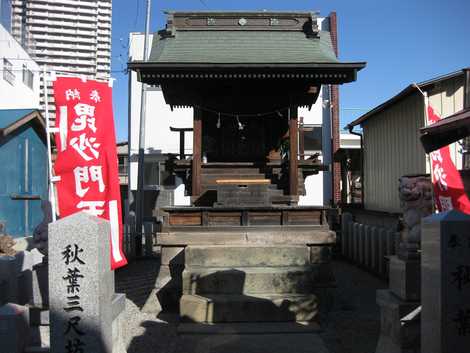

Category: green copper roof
[148, 30, 339, 65]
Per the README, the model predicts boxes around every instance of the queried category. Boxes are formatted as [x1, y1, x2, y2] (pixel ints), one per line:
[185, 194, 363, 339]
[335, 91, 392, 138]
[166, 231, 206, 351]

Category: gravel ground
[115, 258, 387, 353]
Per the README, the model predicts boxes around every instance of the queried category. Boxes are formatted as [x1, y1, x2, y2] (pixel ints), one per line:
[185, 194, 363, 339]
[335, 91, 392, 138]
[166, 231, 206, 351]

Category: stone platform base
[144, 226, 335, 316]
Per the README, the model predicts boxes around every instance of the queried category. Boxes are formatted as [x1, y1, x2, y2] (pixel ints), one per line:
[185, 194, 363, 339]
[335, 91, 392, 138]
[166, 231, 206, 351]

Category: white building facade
[10, 0, 112, 117]
[0, 24, 40, 109]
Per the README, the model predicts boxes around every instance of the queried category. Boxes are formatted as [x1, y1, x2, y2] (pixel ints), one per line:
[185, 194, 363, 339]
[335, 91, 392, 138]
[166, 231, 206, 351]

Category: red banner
[427, 105, 470, 214]
[53, 77, 127, 269]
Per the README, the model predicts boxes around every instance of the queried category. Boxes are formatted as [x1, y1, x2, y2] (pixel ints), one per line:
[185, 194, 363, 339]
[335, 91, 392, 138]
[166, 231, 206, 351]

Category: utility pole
[135, 0, 152, 257]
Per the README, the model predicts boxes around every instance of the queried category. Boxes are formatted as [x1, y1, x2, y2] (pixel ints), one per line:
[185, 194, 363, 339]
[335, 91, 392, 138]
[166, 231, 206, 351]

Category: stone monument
[49, 212, 126, 353]
[421, 210, 470, 353]
[375, 175, 432, 353]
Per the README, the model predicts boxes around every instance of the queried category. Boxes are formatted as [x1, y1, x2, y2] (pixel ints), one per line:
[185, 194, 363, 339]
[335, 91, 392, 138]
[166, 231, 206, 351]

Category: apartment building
[0, 23, 40, 109]
[11, 0, 112, 117]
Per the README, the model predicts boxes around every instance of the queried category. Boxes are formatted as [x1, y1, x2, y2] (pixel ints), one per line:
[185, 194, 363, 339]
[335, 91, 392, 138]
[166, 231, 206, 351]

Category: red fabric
[53, 77, 127, 269]
[427, 105, 470, 214]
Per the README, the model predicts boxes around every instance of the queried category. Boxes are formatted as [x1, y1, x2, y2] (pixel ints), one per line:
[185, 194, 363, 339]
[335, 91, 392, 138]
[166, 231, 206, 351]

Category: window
[3, 58, 14, 85]
[302, 125, 323, 152]
[22, 64, 34, 89]
[118, 155, 128, 176]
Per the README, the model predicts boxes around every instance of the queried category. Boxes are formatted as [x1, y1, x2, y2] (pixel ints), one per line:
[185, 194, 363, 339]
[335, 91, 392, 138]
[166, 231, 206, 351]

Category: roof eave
[128, 61, 366, 70]
[419, 107, 470, 153]
[2, 110, 46, 139]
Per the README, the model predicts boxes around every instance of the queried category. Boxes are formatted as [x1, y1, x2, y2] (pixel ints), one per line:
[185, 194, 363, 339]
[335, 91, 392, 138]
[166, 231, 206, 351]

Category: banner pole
[135, 0, 152, 257]
[43, 65, 57, 222]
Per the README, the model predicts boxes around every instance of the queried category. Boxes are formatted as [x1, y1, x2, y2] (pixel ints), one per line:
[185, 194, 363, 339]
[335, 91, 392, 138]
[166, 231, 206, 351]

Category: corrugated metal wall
[362, 75, 464, 212]
[428, 76, 464, 169]
[363, 92, 426, 212]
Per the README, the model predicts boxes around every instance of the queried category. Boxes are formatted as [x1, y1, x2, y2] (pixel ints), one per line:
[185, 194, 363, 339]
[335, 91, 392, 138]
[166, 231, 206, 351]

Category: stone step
[185, 245, 310, 267]
[24, 347, 50, 353]
[182, 265, 334, 295]
[180, 293, 319, 323]
[177, 321, 321, 335]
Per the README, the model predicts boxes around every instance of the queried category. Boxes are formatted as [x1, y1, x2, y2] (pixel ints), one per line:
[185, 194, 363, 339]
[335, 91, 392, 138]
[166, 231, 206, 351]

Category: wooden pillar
[289, 106, 299, 196]
[329, 12, 341, 205]
[192, 108, 202, 196]
[299, 116, 305, 160]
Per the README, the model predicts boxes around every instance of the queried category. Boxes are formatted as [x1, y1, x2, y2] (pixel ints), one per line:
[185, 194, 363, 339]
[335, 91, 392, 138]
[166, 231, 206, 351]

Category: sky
[111, 0, 470, 142]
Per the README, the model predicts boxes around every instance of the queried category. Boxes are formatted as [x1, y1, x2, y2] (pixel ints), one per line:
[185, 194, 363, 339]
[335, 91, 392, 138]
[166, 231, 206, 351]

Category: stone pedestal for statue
[421, 211, 470, 353]
[375, 175, 432, 353]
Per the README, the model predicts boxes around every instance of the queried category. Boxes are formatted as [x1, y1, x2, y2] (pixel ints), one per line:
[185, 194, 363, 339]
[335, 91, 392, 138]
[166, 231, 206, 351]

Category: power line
[133, 0, 141, 29]
[198, 0, 209, 8]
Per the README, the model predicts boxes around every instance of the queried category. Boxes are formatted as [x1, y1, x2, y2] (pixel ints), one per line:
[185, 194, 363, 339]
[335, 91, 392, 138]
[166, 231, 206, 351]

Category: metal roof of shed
[0, 109, 45, 138]
[0, 109, 37, 129]
[348, 70, 465, 128]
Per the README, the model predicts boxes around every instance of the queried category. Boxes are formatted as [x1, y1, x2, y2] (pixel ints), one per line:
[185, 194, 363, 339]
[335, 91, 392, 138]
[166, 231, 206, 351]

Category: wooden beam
[289, 106, 299, 196]
[192, 108, 202, 196]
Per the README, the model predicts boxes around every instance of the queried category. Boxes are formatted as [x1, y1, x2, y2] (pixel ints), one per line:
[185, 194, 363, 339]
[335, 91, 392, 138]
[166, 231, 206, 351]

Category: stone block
[358, 224, 365, 265]
[386, 230, 396, 256]
[180, 293, 319, 323]
[185, 245, 310, 267]
[375, 289, 420, 353]
[29, 306, 49, 326]
[111, 293, 126, 353]
[19, 264, 50, 308]
[341, 213, 353, 257]
[364, 225, 371, 267]
[182, 265, 334, 295]
[31, 264, 48, 307]
[177, 321, 321, 335]
[348, 222, 354, 259]
[247, 229, 335, 245]
[421, 211, 470, 353]
[49, 212, 115, 353]
[370, 227, 379, 273]
[389, 256, 420, 301]
[15, 249, 44, 273]
[158, 232, 246, 246]
[0, 280, 7, 305]
[141, 265, 183, 314]
[309, 245, 332, 264]
[161, 246, 185, 265]
[352, 223, 360, 262]
[0, 256, 18, 304]
[378, 229, 386, 276]
[0, 303, 30, 353]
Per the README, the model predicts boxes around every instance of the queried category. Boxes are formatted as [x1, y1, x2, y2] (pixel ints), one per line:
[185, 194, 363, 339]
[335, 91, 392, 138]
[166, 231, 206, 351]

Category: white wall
[128, 33, 194, 174]
[298, 84, 332, 206]
[0, 24, 40, 109]
[129, 32, 192, 205]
